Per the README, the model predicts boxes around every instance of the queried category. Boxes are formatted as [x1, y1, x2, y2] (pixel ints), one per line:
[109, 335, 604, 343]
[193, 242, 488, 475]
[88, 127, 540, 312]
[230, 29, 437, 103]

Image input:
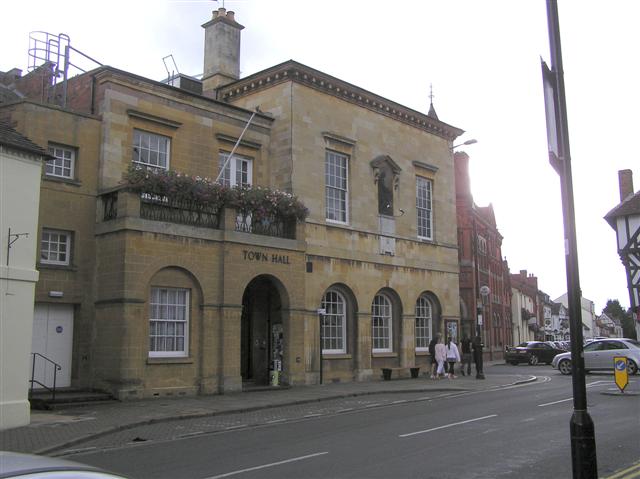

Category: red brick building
[454, 152, 512, 359]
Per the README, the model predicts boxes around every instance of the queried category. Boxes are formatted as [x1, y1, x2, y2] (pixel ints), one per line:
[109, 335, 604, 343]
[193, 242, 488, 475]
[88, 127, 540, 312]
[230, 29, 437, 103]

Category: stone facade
[0, 9, 465, 399]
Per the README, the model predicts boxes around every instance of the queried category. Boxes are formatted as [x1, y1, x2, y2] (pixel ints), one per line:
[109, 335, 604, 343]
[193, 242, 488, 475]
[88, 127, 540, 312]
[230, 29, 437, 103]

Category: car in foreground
[0, 451, 129, 478]
[551, 338, 640, 375]
[504, 341, 566, 365]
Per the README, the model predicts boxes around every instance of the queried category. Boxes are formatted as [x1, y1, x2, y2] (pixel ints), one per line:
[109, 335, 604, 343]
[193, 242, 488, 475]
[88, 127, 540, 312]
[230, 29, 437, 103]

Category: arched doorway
[241, 275, 286, 387]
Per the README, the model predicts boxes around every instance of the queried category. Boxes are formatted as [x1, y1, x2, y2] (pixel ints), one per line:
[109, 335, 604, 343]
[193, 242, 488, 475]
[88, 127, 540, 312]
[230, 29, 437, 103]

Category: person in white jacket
[434, 336, 447, 379]
[445, 337, 461, 379]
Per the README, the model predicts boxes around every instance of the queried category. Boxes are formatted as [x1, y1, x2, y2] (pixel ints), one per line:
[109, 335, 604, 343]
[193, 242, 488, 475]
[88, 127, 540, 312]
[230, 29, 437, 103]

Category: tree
[602, 299, 637, 340]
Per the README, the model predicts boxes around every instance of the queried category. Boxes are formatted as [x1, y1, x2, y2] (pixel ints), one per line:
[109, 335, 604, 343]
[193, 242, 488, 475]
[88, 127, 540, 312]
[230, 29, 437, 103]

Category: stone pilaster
[286, 309, 312, 385]
[355, 312, 373, 381]
[219, 305, 242, 392]
[300, 309, 320, 384]
[199, 304, 220, 394]
[400, 314, 416, 368]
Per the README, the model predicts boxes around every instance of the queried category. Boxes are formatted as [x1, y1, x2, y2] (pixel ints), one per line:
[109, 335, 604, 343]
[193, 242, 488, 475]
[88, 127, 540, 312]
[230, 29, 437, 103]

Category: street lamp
[450, 138, 478, 150]
[475, 285, 490, 380]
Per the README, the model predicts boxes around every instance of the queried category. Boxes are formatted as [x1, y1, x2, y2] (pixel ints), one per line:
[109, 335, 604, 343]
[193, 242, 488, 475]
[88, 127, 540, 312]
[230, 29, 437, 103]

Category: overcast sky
[3, 0, 638, 313]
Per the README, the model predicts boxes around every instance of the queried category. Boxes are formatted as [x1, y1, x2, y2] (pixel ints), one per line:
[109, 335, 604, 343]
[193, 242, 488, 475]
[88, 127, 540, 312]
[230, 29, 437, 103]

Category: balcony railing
[235, 211, 296, 239]
[140, 194, 221, 228]
[100, 188, 301, 240]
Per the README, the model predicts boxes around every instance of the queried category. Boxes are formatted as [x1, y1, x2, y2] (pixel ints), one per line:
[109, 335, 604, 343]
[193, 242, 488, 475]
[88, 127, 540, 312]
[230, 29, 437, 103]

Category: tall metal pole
[544, 1, 597, 477]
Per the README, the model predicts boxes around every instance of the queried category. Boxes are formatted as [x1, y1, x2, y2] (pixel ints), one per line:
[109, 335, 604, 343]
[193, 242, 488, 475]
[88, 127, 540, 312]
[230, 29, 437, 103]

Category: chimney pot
[618, 169, 634, 202]
[227, 11, 235, 21]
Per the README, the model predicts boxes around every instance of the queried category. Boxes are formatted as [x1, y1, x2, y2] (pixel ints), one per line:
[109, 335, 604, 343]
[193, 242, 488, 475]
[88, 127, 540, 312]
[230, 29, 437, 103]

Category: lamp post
[475, 285, 490, 380]
[541, 1, 597, 476]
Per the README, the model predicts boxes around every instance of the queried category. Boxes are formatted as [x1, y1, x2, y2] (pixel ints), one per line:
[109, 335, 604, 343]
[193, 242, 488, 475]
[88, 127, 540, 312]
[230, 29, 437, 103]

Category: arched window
[321, 290, 347, 354]
[415, 295, 432, 351]
[372, 294, 393, 352]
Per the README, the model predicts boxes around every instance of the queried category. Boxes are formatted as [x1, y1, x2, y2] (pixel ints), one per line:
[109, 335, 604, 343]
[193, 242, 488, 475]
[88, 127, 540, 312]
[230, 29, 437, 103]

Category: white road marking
[399, 414, 498, 438]
[392, 400, 408, 404]
[266, 418, 287, 424]
[337, 408, 354, 412]
[304, 413, 321, 418]
[586, 380, 612, 387]
[62, 446, 97, 454]
[364, 403, 381, 408]
[225, 424, 247, 430]
[178, 431, 205, 438]
[538, 397, 573, 407]
[204, 452, 329, 479]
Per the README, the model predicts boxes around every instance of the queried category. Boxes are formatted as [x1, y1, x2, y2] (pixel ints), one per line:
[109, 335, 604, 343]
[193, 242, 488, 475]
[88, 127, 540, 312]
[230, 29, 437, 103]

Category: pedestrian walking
[434, 335, 447, 379]
[428, 333, 441, 379]
[459, 334, 472, 376]
[445, 337, 461, 379]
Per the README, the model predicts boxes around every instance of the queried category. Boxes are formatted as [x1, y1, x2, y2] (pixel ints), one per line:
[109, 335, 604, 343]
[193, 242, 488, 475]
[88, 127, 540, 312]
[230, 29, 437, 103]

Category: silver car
[551, 338, 640, 375]
[0, 451, 129, 478]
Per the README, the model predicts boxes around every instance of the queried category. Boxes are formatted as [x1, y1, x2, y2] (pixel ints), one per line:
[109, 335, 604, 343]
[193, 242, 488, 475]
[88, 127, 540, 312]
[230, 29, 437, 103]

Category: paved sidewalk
[1, 364, 535, 455]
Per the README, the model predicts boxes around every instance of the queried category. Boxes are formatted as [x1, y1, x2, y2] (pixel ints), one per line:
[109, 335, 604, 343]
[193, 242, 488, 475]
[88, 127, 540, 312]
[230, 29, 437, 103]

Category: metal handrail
[30, 353, 62, 402]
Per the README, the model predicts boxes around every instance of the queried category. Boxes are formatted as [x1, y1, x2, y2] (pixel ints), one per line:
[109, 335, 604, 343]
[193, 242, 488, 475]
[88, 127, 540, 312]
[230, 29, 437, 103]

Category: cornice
[218, 61, 464, 141]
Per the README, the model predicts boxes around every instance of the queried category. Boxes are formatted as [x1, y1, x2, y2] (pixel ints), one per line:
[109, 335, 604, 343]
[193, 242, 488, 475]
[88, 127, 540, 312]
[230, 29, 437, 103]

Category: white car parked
[552, 338, 640, 375]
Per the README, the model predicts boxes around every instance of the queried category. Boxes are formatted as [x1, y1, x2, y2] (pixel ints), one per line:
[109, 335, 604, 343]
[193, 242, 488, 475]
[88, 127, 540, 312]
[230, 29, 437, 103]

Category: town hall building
[0, 8, 465, 400]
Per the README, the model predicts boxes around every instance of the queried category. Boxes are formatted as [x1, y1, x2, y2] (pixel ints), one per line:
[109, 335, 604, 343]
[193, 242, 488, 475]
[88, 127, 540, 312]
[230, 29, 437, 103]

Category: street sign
[613, 356, 629, 393]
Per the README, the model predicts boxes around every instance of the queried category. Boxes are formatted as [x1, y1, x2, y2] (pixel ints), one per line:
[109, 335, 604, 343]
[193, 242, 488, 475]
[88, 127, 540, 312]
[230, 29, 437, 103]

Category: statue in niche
[371, 155, 401, 217]
[377, 163, 394, 216]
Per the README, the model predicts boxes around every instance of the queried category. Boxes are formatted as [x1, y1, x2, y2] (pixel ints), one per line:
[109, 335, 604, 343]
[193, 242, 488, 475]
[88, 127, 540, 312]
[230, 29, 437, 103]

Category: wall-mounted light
[450, 139, 478, 150]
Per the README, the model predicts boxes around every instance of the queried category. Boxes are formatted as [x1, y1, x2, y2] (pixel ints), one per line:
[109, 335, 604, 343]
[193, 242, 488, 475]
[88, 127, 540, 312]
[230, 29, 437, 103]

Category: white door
[31, 304, 73, 388]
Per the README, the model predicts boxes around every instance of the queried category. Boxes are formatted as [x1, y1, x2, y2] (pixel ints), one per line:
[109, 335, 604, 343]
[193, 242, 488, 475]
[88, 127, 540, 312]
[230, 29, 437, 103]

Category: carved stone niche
[370, 155, 401, 216]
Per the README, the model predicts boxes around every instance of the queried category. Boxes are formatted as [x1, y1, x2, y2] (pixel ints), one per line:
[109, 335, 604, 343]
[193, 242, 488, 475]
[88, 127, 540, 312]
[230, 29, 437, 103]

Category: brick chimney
[453, 151, 471, 198]
[618, 169, 634, 202]
[202, 8, 244, 95]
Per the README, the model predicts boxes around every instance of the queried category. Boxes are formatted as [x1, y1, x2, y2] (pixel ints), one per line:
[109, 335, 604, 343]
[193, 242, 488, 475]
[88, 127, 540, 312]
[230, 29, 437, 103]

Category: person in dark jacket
[428, 333, 441, 379]
[472, 335, 485, 379]
[460, 334, 472, 376]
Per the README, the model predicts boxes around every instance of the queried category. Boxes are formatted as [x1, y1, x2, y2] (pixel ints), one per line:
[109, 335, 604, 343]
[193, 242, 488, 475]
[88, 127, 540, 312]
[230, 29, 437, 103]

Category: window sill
[322, 353, 352, 360]
[43, 176, 82, 187]
[325, 219, 349, 226]
[372, 352, 397, 358]
[37, 263, 78, 272]
[147, 357, 193, 365]
[415, 350, 430, 356]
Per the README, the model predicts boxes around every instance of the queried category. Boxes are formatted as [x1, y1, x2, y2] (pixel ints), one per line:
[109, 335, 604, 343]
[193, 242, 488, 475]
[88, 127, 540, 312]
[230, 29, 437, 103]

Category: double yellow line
[604, 461, 640, 479]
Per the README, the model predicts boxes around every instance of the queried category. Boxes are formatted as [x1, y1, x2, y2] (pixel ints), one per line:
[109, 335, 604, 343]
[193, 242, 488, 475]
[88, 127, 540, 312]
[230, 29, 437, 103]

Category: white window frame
[321, 290, 347, 354]
[133, 129, 170, 170]
[477, 235, 487, 254]
[40, 229, 71, 266]
[416, 176, 433, 240]
[149, 287, 189, 358]
[46, 144, 75, 179]
[218, 151, 253, 187]
[415, 295, 432, 351]
[325, 150, 349, 224]
[372, 294, 393, 353]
